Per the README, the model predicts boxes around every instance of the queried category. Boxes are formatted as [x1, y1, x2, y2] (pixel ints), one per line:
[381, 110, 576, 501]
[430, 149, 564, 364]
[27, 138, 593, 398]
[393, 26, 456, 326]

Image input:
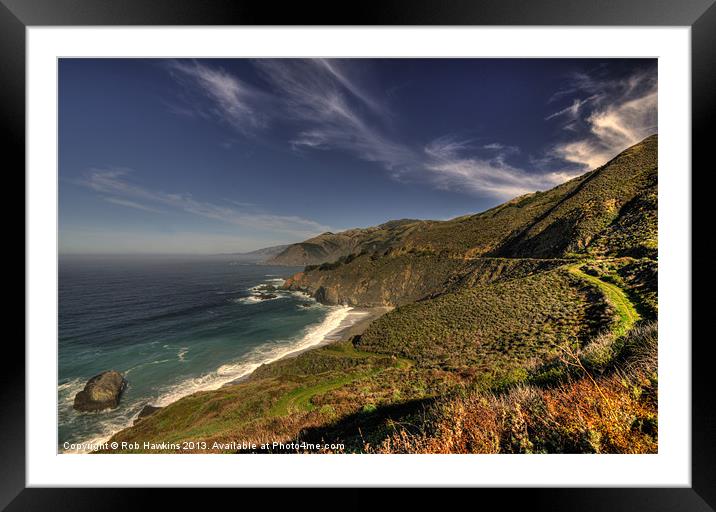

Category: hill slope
[284, 135, 657, 304]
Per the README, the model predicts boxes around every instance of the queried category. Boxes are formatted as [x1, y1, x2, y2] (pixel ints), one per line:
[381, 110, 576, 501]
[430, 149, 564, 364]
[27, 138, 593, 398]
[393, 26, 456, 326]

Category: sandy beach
[222, 305, 392, 388]
[301, 306, 393, 349]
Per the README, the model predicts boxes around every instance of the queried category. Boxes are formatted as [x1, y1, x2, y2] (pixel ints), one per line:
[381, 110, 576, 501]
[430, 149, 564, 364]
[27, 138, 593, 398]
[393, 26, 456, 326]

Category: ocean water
[58, 255, 352, 452]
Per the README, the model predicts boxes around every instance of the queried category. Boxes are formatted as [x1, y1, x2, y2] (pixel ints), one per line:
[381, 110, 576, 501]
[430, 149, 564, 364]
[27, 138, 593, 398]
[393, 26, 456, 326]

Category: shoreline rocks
[133, 404, 162, 425]
[73, 370, 127, 412]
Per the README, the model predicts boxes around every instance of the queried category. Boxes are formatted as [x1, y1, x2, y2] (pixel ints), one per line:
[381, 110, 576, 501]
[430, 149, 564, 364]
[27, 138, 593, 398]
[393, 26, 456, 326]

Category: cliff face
[284, 252, 468, 306]
[284, 135, 658, 306]
[284, 252, 571, 307]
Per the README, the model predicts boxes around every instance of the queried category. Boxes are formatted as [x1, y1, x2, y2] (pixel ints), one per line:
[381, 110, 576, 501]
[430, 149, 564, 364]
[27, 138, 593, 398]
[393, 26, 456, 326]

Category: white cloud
[424, 135, 577, 199]
[588, 91, 657, 148]
[317, 59, 384, 115]
[174, 60, 543, 198]
[82, 168, 330, 238]
[255, 59, 416, 172]
[545, 95, 599, 121]
[550, 140, 610, 171]
[166, 60, 656, 201]
[548, 67, 657, 170]
[168, 60, 270, 134]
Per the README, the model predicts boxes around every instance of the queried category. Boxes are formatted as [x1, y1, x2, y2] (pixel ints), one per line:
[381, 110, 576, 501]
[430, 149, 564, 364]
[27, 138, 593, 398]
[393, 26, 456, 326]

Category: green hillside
[104, 135, 658, 454]
[357, 268, 613, 374]
[495, 134, 657, 258]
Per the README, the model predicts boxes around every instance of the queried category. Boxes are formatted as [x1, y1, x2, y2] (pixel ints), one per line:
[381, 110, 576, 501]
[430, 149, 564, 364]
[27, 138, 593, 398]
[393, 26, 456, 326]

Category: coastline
[222, 305, 392, 387]
[68, 301, 391, 453]
[269, 305, 392, 356]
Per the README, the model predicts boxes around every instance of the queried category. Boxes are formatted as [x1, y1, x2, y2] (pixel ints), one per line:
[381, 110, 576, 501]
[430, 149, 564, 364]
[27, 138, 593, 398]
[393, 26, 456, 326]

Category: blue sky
[59, 58, 657, 254]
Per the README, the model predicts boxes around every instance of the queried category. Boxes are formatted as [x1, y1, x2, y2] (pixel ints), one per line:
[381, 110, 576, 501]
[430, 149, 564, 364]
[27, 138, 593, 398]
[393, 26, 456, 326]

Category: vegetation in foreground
[368, 323, 657, 454]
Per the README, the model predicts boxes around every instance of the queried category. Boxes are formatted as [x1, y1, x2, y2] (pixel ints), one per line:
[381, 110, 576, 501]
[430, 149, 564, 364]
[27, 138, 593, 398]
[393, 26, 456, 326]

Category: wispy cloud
[82, 168, 330, 237]
[255, 59, 416, 172]
[167, 60, 271, 135]
[423, 136, 577, 199]
[103, 196, 165, 213]
[547, 67, 657, 170]
[317, 59, 384, 115]
[545, 95, 600, 122]
[173, 59, 534, 196]
[166, 60, 656, 201]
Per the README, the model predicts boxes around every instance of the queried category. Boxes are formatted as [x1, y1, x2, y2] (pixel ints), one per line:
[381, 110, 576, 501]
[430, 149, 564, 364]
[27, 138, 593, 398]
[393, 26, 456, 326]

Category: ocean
[58, 255, 354, 453]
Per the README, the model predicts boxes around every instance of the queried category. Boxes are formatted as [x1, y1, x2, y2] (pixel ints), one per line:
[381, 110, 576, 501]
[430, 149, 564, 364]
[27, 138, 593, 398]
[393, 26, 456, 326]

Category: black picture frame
[3, 0, 710, 508]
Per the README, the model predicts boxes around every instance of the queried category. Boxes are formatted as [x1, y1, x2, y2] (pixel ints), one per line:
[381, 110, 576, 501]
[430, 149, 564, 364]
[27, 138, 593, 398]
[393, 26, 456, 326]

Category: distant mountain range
[263, 219, 425, 266]
[222, 244, 290, 262]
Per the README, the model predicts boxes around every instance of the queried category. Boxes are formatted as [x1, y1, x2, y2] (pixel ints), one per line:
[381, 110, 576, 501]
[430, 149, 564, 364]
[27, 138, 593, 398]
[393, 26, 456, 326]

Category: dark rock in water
[138, 404, 162, 419]
[73, 370, 126, 412]
[133, 404, 162, 425]
[313, 286, 328, 304]
[299, 302, 313, 308]
[256, 293, 277, 300]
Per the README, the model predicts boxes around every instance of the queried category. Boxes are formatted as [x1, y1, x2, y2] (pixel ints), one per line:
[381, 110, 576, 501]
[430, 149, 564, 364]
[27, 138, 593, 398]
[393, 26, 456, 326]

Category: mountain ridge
[220, 244, 291, 262]
[264, 219, 427, 266]
[265, 134, 656, 268]
[284, 134, 657, 306]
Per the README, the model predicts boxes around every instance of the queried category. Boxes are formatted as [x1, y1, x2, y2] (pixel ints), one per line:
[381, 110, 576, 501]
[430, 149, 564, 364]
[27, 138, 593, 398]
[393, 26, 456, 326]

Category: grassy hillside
[357, 268, 613, 375]
[103, 135, 658, 454]
[495, 134, 657, 258]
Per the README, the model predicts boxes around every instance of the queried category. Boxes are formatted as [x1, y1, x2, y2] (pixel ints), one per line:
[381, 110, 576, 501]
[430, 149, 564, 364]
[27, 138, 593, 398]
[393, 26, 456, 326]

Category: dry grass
[370, 322, 657, 454]
[371, 373, 656, 454]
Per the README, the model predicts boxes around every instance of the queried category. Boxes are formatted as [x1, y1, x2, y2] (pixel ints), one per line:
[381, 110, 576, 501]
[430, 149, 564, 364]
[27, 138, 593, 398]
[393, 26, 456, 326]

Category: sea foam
[61, 305, 355, 452]
[154, 305, 353, 407]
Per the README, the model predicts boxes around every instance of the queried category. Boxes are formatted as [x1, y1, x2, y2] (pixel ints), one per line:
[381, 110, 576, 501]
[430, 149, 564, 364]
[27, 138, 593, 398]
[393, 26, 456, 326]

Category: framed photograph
[5, 0, 711, 507]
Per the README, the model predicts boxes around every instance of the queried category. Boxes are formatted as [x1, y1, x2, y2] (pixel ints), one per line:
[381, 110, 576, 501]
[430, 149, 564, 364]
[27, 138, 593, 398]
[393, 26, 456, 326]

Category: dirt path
[568, 263, 640, 338]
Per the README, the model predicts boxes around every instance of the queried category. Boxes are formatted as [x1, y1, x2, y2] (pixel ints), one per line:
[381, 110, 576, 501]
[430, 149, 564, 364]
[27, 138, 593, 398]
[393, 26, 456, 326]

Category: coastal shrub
[619, 321, 658, 376]
[493, 135, 657, 259]
[578, 332, 619, 372]
[571, 257, 657, 320]
[369, 325, 658, 454]
[357, 269, 613, 376]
